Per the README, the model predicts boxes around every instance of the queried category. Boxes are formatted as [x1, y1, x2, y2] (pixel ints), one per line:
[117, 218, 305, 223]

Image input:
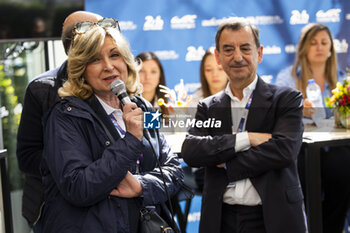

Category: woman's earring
[80, 76, 85, 86]
[328, 51, 332, 58]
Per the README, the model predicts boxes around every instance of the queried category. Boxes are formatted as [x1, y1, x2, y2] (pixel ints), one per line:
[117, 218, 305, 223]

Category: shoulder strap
[132, 94, 154, 112]
[131, 95, 178, 230]
[93, 113, 116, 144]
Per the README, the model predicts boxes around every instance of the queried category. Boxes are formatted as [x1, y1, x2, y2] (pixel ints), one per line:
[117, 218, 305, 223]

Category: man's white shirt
[223, 75, 262, 206]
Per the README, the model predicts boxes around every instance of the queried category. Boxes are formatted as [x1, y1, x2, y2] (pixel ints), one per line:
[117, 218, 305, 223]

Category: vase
[339, 112, 350, 129]
[334, 109, 342, 128]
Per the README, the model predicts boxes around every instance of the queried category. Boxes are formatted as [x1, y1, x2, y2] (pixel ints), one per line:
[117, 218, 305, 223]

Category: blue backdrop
[85, 0, 349, 92]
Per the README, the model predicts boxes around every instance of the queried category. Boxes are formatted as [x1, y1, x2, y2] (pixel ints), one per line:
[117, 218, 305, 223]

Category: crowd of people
[14, 9, 350, 233]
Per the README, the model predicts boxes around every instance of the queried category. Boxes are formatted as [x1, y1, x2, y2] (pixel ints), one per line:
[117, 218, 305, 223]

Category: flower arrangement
[325, 72, 350, 128]
[325, 76, 350, 116]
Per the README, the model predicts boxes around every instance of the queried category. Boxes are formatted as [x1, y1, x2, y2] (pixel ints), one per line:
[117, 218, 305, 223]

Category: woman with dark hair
[276, 23, 350, 233]
[136, 52, 169, 118]
[188, 47, 228, 108]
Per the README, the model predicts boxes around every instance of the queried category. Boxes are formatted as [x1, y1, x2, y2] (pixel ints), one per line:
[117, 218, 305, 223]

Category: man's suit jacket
[182, 77, 307, 233]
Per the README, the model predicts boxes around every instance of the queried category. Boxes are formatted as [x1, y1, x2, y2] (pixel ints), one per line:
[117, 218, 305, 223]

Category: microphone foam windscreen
[110, 79, 126, 95]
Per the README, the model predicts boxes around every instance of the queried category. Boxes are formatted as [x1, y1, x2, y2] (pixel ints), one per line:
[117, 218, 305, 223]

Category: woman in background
[136, 52, 169, 118]
[276, 23, 350, 233]
[188, 47, 228, 108]
[276, 23, 345, 119]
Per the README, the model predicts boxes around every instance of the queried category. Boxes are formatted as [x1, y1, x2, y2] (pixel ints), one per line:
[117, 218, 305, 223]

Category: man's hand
[248, 132, 272, 147]
[217, 132, 272, 167]
[123, 103, 143, 140]
[217, 163, 225, 168]
[110, 172, 143, 198]
[303, 99, 315, 119]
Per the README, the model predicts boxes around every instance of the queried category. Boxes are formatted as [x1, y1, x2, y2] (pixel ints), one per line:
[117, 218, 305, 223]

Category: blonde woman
[276, 23, 345, 118]
[41, 18, 183, 233]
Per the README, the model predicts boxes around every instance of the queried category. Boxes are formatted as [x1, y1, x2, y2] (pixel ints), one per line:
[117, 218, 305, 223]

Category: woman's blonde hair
[59, 26, 142, 99]
[292, 23, 337, 97]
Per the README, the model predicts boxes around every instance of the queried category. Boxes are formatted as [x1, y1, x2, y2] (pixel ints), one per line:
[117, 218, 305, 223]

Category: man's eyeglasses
[72, 17, 121, 35]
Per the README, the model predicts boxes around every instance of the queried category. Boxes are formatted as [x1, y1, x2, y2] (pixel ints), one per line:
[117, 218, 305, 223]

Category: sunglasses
[72, 17, 121, 35]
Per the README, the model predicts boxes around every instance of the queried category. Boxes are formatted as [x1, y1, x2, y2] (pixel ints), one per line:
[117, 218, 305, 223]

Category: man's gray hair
[215, 18, 260, 51]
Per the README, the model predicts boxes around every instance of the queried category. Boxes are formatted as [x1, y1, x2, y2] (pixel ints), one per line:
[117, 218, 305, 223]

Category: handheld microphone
[110, 79, 150, 140]
[110, 79, 132, 105]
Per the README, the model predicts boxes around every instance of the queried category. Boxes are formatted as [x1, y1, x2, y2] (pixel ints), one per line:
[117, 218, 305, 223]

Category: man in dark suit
[181, 18, 307, 233]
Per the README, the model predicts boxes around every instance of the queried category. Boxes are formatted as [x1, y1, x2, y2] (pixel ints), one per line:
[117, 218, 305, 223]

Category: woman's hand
[110, 172, 143, 198]
[123, 102, 143, 140]
[303, 99, 315, 118]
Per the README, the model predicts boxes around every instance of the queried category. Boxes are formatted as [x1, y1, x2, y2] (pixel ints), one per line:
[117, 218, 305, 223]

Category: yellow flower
[176, 100, 183, 107]
[329, 95, 336, 104]
[158, 98, 165, 106]
[335, 91, 344, 99]
[336, 82, 343, 90]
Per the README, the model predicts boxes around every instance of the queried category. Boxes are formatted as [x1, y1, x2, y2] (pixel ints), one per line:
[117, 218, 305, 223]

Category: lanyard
[109, 113, 142, 174]
[235, 92, 254, 133]
[227, 91, 254, 188]
[109, 114, 126, 136]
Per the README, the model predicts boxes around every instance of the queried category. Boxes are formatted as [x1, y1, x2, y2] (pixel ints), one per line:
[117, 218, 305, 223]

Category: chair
[172, 165, 202, 233]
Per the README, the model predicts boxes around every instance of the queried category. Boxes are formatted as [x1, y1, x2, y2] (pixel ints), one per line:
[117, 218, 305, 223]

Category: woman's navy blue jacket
[41, 95, 183, 233]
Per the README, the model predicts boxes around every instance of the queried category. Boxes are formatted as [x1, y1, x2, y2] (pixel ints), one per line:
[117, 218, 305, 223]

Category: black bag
[140, 207, 175, 233]
[132, 95, 181, 233]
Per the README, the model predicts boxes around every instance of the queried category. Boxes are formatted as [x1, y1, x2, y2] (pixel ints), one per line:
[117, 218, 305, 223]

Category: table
[302, 124, 350, 233]
[163, 133, 186, 155]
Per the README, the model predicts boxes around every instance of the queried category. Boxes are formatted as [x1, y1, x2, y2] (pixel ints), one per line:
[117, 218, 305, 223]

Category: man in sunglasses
[16, 11, 102, 233]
